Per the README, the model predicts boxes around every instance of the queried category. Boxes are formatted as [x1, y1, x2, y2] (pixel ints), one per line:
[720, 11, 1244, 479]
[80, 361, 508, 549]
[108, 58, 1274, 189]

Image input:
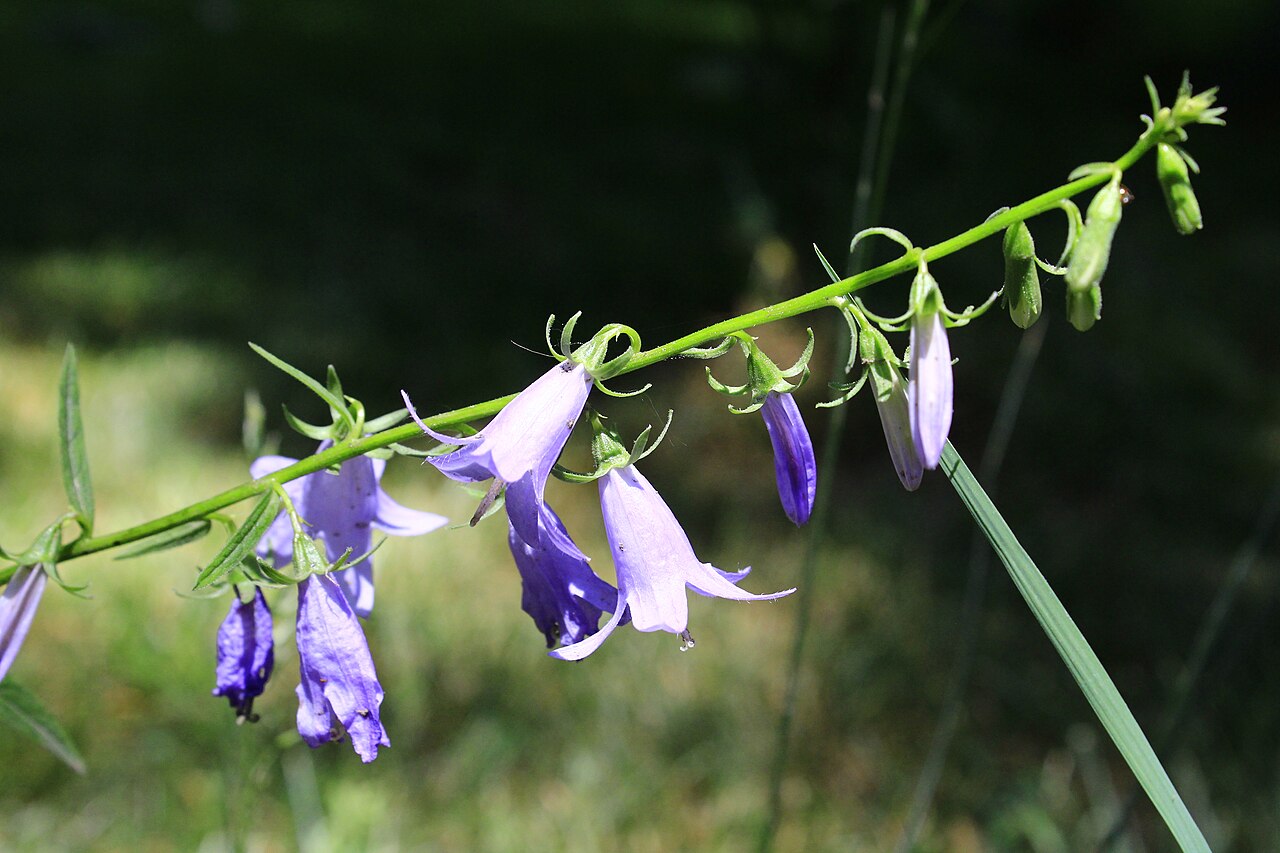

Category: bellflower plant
[507, 501, 621, 648]
[551, 417, 794, 661]
[252, 445, 447, 618]
[211, 587, 274, 723]
[403, 360, 592, 547]
[706, 330, 818, 526]
[295, 573, 390, 763]
[0, 564, 47, 683]
[403, 317, 645, 546]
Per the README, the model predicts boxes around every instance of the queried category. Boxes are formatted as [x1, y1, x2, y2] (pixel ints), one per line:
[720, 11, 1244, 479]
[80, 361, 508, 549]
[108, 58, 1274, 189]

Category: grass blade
[58, 344, 94, 534]
[940, 441, 1209, 852]
[0, 680, 87, 774]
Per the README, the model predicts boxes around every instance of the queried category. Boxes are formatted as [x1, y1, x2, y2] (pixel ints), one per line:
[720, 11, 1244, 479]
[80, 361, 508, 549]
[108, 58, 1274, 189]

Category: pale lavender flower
[908, 309, 953, 469]
[507, 501, 620, 648]
[295, 573, 389, 763]
[872, 362, 923, 492]
[759, 391, 817, 526]
[551, 465, 794, 661]
[403, 360, 593, 546]
[212, 587, 274, 722]
[0, 565, 47, 683]
[252, 446, 447, 618]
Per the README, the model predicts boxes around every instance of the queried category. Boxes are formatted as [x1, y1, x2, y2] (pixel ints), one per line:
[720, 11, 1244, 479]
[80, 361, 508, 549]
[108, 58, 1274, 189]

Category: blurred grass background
[1, 0, 1279, 850]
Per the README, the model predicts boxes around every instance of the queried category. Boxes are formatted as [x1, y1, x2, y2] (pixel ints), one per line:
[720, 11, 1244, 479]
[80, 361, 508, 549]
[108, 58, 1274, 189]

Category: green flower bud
[1002, 221, 1041, 329]
[1065, 282, 1102, 332]
[1066, 177, 1123, 294]
[1064, 177, 1123, 331]
[1156, 142, 1202, 235]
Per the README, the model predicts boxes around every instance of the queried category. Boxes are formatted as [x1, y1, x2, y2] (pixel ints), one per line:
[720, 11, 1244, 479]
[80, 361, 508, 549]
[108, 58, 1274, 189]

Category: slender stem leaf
[58, 344, 94, 534]
[113, 520, 212, 560]
[0, 680, 86, 774]
[941, 441, 1209, 853]
[194, 493, 280, 590]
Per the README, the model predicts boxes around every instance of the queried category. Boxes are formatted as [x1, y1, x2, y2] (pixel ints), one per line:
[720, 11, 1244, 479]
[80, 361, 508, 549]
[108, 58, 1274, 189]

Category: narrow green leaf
[248, 343, 354, 429]
[194, 493, 281, 590]
[0, 681, 87, 774]
[941, 442, 1209, 853]
[58, 345, 94, 534]
[113, 520, 212, 560]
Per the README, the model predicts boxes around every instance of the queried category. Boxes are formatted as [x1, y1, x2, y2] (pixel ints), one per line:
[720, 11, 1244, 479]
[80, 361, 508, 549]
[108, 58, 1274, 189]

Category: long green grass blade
[58, 344, 94, 534]
[940, 441, 1208, 852]
[0, 680, 87, 774]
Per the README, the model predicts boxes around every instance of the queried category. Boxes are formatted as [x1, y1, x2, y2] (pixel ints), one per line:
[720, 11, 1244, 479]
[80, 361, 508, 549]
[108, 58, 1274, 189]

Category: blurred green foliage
[1, 0, 1278, 849]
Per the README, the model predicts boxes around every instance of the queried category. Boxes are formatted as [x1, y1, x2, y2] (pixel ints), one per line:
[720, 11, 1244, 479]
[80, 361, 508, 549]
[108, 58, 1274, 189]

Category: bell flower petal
[409, 360, 592, 545]
[759, 391, 817, 526]
[211, 588, 275, 722]
[507, 502, 620, 648]
[0, 565, 48, 683]
[551, 465, 793, 661]
[294, 574, 389, 763]
[873, 363, 923, 492]
[908, 310, 953, 469]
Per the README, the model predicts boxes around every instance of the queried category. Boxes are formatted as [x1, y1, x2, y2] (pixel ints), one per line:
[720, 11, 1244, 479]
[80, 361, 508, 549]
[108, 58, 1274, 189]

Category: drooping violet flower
[907, 308, 953, 469]
[759, 391, 817, 526]
[871, 360, 923, 492]
[507, 501, 620, 648]
[551, 465, 794, 661]
[295, 573, 389, 763]
[402, 359, 593, 546]
[0, 565, 47, 683]
[252, 446, 447, 618]
[212, 587, 275, 722]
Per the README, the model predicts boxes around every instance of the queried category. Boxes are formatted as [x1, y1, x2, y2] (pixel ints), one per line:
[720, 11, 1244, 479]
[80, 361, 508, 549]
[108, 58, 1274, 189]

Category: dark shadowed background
[1, 1, 1277, 850]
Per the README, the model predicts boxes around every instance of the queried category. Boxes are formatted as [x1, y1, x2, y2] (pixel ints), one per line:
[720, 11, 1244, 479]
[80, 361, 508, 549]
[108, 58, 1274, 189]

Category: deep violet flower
[551, 465, 794, 661]
[252, 446, 447, 618]
[402, 359, 593, 547]
[907, 308, 953, 469]
[295, 573, 389, 763]
[759, 392, 817, 526]
[212, 587, 274, 722]
[507, 501, 620, 648]
[0, 565, 47, 683]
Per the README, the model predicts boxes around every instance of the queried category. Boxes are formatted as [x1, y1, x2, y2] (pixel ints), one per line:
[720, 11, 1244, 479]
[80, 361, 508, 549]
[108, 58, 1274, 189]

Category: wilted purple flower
[252, 446, 447, 618]
[759, 391, 817, 526]
[211, 587, 274, 722]
[507, 501, 620, 648]
[0, 565, 47, 683]
[403, 360, 593, 546]
[551, 465, 794, 661]
[295, 573, 389, 763]
[908, 309, 953, 469]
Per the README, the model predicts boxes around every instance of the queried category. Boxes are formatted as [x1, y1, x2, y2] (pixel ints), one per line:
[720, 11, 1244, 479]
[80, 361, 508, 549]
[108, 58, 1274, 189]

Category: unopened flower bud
[1156, 142, 1202, 235]
[1002, 222, 1041, 329]
[1065, 177, 1123, 331]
